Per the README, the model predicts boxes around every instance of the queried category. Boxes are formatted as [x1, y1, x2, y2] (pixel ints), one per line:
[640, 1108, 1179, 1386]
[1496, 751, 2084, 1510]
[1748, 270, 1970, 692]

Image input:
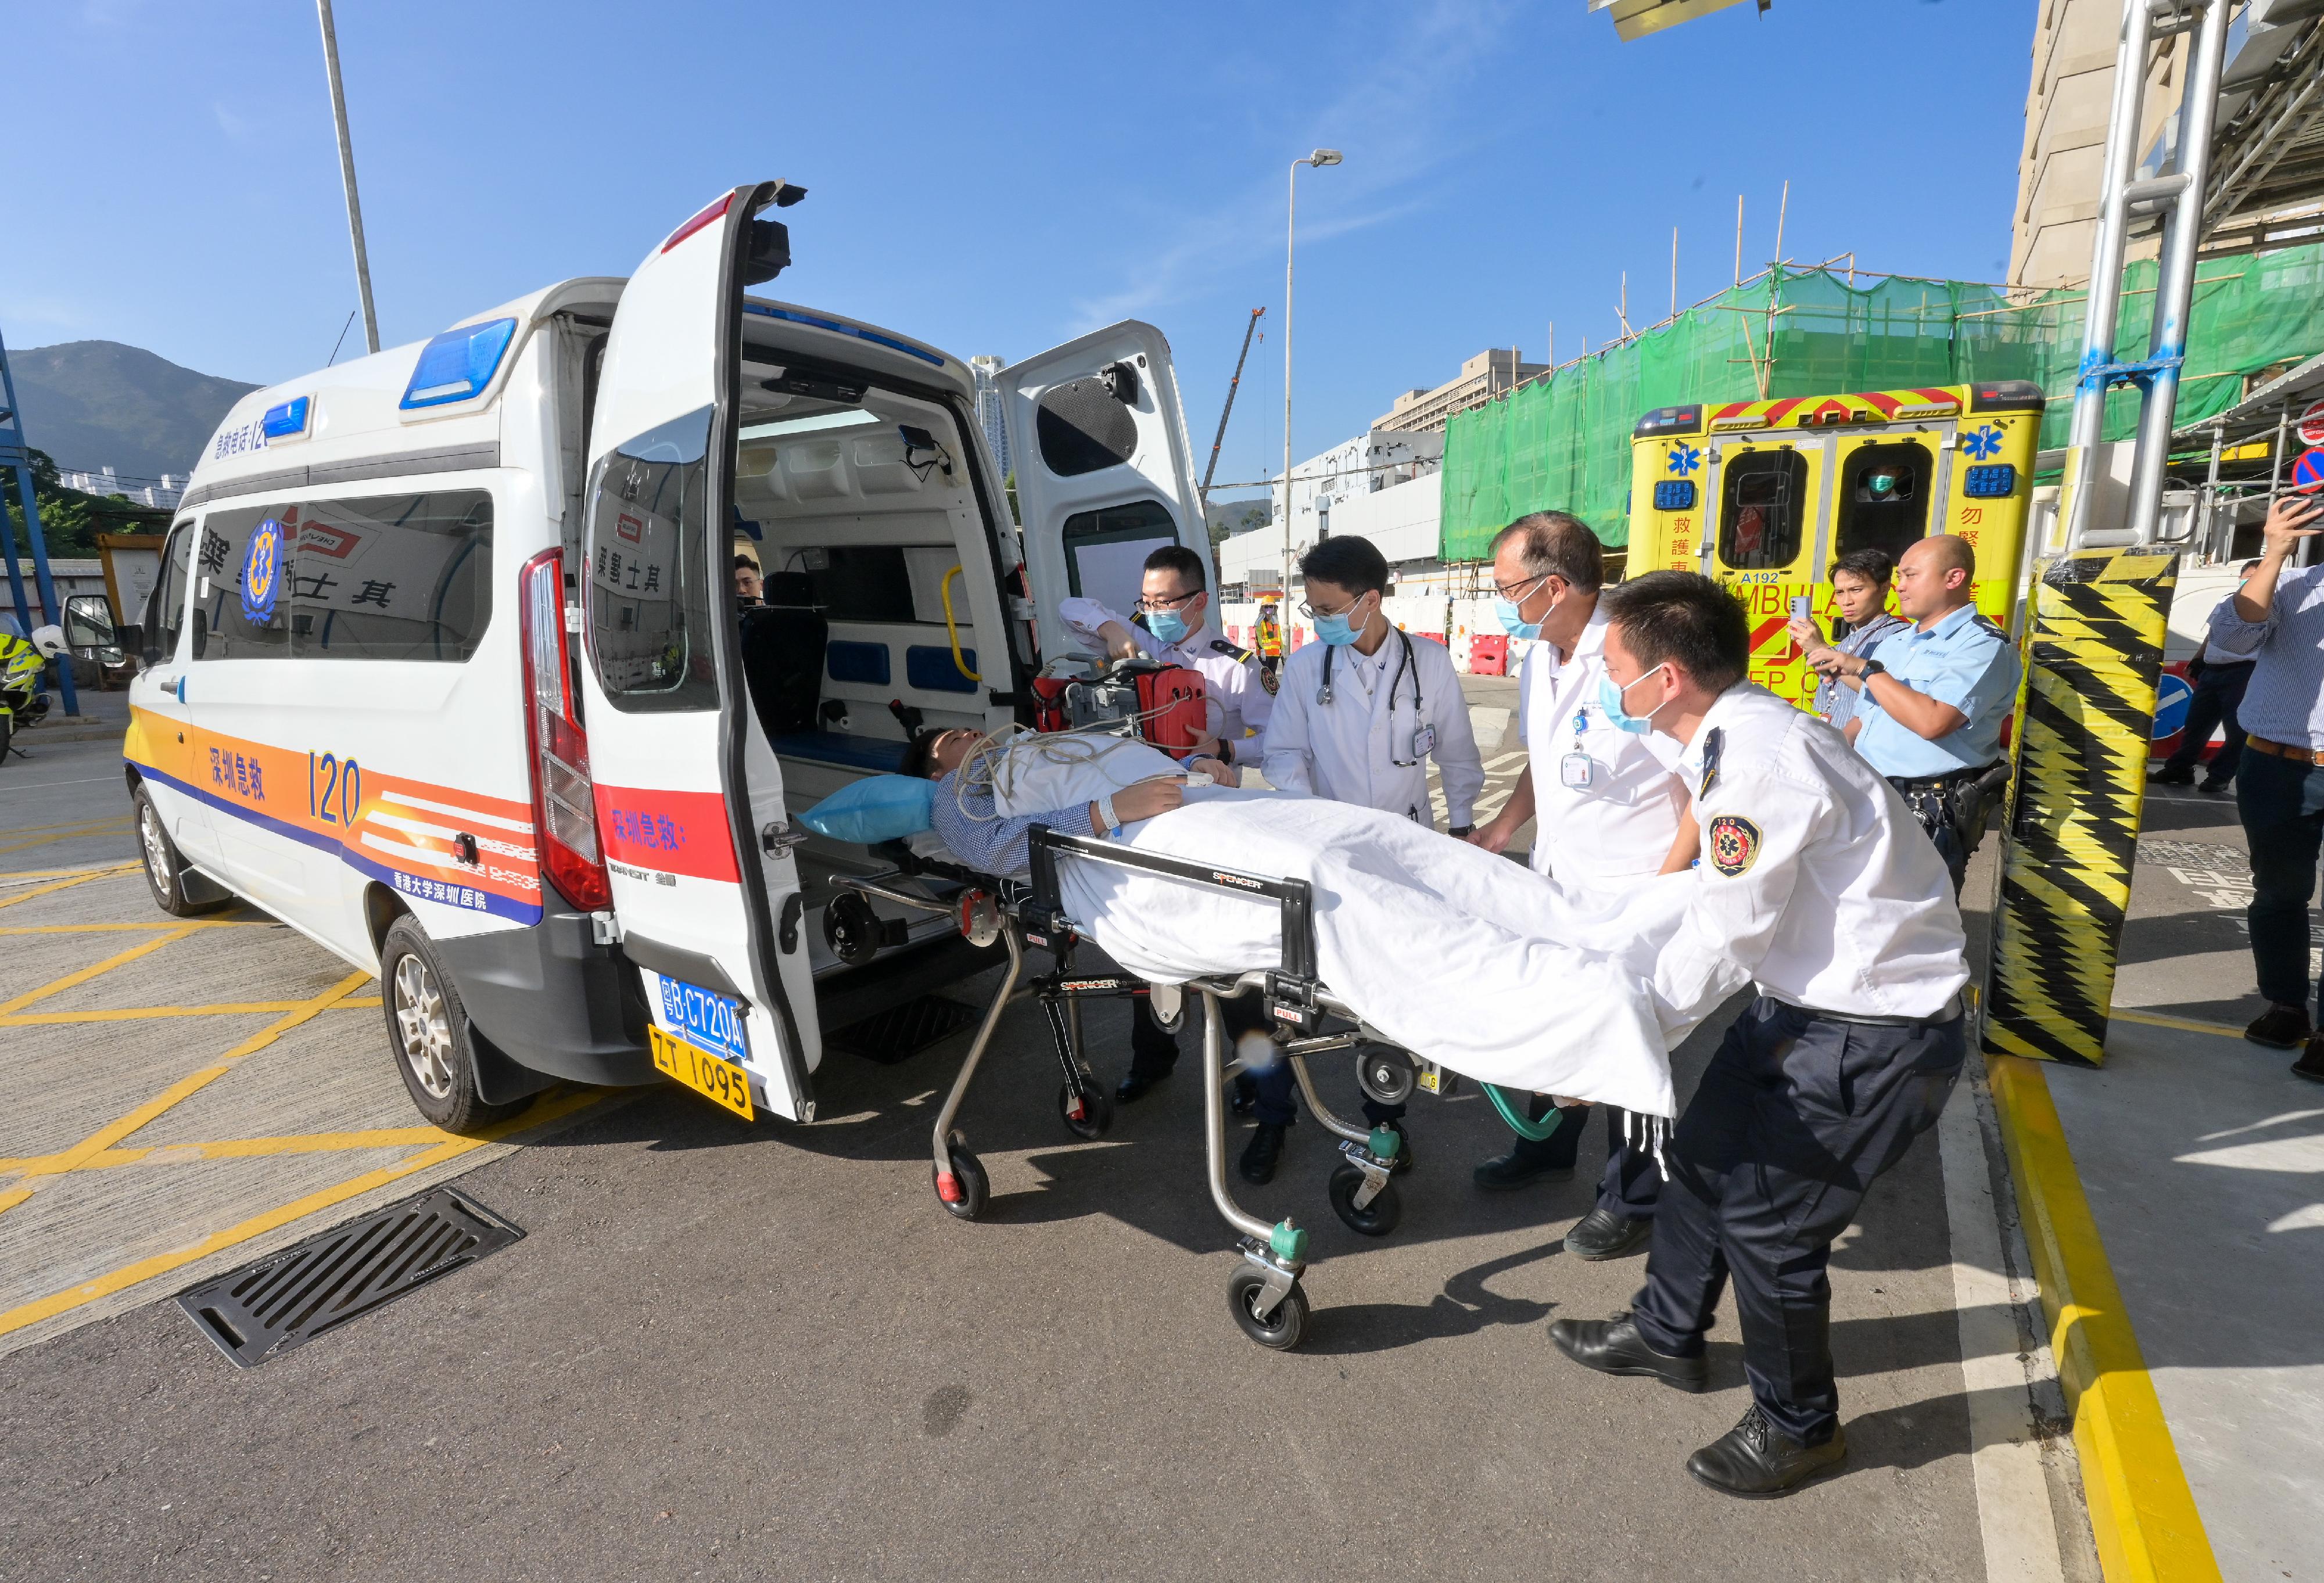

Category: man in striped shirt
[2199, 492, 2324, 1082]
[1791, 548, 1909, 731]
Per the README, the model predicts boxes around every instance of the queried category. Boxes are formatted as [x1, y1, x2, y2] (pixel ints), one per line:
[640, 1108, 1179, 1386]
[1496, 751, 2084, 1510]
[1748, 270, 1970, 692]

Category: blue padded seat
[825, 640, 891, 685]
[768, 732, 911, 773]
[906, 645, 979, 695]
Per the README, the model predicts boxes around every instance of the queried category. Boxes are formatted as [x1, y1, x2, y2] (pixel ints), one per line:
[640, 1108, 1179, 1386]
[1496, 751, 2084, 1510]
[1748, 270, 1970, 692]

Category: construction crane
[1199, 307, 1265, 511]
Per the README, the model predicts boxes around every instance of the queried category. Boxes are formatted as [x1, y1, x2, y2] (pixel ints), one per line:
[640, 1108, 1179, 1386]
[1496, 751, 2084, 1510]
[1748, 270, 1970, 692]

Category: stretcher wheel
[1328, 1164, 1402, 1238]
[1227, 1267, 1308, 1351]
[1056, 1076, 1113, 1140]
[1356, 1046, 1416, 1107]
[933, 1147, 989, 1221]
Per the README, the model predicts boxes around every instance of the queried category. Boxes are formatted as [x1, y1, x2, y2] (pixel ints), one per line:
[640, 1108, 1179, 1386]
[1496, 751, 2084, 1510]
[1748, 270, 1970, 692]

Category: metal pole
[2127, 0, 2230, 544]
[1282, 158, 1299, 605]
[1733, 195, 1744, 288]
[2065, 0, 2156, 547]
[316, 0, 381, 356]
[2203, 423, 2225, 560]
[0, 324, 78, 715]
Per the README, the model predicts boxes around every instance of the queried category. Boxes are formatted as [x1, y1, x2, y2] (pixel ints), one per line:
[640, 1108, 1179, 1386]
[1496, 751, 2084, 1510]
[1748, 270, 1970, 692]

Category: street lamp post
[1281, 149, 1342, 605]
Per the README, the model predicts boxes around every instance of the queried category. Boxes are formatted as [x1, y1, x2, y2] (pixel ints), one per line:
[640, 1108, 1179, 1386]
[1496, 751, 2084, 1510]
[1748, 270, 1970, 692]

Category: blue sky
[6, 0, 2029, 493]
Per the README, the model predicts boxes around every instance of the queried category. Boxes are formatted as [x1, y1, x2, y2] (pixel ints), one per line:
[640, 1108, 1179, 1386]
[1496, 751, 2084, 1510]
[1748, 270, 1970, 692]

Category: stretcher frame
[828, 824, 1419, 1349]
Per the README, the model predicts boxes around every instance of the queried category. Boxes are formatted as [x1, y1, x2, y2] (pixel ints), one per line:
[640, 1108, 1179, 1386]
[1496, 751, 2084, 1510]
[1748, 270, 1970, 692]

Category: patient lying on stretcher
[891, 727, 1691, 1118]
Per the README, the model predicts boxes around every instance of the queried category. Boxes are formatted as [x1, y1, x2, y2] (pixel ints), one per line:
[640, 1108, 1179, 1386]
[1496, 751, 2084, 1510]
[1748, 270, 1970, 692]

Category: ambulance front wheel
[134, 787, 232, 918]
[1227, 1267, 1308, 1350]
[1328, 1164, 1403, 1237]
[1056, 1075, 1113, 1140]
[934, 1146, 989, 1221]
[379, 916, 525, 1136]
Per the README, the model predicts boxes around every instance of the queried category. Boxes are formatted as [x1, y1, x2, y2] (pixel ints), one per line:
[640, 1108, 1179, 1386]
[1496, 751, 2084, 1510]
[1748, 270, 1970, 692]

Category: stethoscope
[1318, 628, 1428, 767]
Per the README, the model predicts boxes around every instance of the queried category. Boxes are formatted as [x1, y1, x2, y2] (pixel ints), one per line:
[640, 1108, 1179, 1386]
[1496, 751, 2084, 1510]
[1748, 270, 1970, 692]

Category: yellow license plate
[650, 1024, 754, 1120]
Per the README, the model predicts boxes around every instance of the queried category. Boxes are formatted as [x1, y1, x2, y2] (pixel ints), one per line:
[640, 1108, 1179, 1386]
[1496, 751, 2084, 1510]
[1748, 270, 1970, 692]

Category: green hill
[9, 340, 259, 484]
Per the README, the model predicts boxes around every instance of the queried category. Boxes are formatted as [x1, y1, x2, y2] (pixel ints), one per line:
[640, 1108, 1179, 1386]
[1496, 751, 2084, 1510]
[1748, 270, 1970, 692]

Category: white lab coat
[1262, 629, 1484, 830]
[1058, 598, 1275, 760]
[1520, 605, 1688, 888]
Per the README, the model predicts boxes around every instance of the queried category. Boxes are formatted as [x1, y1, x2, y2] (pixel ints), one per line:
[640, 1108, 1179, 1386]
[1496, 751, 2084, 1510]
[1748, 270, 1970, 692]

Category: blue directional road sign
[2151, 670, 2193, 741]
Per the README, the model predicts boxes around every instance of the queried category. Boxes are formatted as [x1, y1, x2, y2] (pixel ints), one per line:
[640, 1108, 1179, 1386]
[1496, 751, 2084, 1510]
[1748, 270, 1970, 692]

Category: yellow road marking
[1, 1002, 315, 1026]
[0, 863, 139, 911]
[2108, 1008, 2241, 1040]
[0, 816, 136, 839]
[1986, 1054, 2222, 1583]
[0, 820, 132, 854]
[0, 970, 372, 1215]
[0, 865, 143, 881]
[0, 1087, 602, 1339]
[1, 1125, 453, 1176]
[0, 925, 197, 1017]
[0, 920, 274, 935]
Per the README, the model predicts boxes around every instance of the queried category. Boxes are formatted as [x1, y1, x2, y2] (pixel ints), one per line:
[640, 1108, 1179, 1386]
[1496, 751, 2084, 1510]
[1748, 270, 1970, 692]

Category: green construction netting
[1440, 243, 2324, 558]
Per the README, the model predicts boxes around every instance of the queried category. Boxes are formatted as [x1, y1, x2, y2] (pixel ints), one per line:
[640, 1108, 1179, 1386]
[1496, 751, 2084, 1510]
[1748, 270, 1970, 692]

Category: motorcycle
[0, 624, 64, 763]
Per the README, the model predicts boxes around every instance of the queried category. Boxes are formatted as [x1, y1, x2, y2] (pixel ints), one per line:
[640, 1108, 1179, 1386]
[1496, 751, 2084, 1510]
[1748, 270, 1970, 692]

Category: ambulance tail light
[519, 548, 611, 911]
[1969, 381, 2047, 413]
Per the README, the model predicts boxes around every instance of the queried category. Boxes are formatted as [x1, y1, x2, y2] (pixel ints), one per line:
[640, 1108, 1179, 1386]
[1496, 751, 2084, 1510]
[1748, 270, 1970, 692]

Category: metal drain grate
[177, 1186, 521, 1368]
[826, 994, 981, 1064]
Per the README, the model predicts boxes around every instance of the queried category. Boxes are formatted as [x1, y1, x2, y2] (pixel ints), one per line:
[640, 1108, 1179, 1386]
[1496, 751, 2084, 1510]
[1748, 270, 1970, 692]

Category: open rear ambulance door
[576, 181, 816, 1123]
[1000, 324, 1207, 661]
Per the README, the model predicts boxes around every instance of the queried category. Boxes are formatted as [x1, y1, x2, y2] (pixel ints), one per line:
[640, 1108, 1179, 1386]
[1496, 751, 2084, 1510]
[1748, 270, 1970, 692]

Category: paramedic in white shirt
[1548, 570, 1967, 1500]
[1060, 543, 1275, 773]
[1465, 512, 1697, 1259]
[1059, 544, 1278, 1106]
[1234, 534, 1476, 1184]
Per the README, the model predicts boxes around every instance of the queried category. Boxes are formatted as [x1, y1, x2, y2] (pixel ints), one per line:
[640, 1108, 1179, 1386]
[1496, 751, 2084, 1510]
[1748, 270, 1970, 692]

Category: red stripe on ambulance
[593, 785, 741, 882]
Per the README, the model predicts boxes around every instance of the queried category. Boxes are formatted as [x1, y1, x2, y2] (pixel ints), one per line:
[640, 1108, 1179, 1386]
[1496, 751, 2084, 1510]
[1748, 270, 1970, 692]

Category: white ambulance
[123, 180, 1211, 1132]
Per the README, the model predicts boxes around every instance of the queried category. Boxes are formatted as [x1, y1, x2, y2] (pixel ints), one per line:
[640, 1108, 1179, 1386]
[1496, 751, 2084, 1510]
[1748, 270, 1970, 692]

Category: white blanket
[951, 736, 1691, 1116]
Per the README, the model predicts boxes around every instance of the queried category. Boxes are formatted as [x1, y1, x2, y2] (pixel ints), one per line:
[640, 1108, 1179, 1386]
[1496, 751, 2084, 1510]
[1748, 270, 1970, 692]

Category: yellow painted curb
[1986, 1052, 2221, 1583]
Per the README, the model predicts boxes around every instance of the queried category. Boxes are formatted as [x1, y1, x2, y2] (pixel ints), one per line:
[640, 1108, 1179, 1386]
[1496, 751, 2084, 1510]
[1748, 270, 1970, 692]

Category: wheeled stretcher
[826, 825, 1434, 1351]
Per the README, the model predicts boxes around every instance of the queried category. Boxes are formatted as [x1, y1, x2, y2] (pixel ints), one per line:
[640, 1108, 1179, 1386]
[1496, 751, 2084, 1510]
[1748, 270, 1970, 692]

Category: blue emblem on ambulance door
[1961, 423, 2004, 461]
[241, 518, 286, 624]
[1667, 443, 1702, 476]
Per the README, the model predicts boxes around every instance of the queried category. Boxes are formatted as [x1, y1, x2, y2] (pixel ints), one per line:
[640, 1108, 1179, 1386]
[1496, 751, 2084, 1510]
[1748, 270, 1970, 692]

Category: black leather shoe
[2147, 765, 2194, 785]
[1548, 1311, 1706, 1392]
[2197, 778, 2232, 796]
[1229, 1071, 1257, 1117]
[1473, 1137, 1575, 1191]
[1239, 1121, 1288, 1184]
[2246, 1004, 2313, 1050]
[1565, 1205, 1654, 1260]
[2293, 1038, 2324, 1085]
[1687, 1405, 1847, 1498]
[1116, 1067, 1171, 1104]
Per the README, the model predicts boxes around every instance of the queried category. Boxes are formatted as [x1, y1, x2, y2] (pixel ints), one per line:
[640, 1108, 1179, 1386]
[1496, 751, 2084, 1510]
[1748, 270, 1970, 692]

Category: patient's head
[904, 728, 979, 780]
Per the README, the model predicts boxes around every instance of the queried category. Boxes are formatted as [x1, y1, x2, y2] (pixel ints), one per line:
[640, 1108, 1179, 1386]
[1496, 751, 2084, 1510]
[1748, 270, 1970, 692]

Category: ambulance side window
[1717, 450, 1807, 571]
[1833, 441, 1934, 564]
[148, 519, 195, 658]
[191, 512, 292, 661]
[586, 405, 719, 712]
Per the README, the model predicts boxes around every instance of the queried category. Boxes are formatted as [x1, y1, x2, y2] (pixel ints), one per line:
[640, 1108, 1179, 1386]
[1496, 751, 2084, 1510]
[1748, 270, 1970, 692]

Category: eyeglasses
[1296, 594, 1369, 621]
[1491, 572, 1551, 602]
[1134, 588, 1202, 613]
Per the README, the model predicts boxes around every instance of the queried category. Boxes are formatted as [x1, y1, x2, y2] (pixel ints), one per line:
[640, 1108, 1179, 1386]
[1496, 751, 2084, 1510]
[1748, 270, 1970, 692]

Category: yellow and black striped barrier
[1984, 548, 2179, 1067]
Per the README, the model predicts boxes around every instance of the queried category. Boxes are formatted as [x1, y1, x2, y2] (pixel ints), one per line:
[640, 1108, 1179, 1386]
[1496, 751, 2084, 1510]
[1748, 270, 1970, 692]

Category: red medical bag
[1132, 665, 1208, 759]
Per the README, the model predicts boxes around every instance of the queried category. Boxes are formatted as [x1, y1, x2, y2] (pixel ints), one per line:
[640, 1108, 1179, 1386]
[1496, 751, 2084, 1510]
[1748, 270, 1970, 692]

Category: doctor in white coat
[1231, 535, 1483, 1184]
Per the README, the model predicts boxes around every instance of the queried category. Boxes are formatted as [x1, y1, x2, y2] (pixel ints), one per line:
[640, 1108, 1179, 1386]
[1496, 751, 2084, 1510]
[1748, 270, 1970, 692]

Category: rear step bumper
[437, 910, 657, 1097]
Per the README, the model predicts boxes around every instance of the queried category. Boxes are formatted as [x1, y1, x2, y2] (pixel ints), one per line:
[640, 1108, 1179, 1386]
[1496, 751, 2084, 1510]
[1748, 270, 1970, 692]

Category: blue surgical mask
[1494, 597, 1541, 641]
[1597, 663, 1669, 734]
[1315, 612, 1358, 647]
[1143, 606, 1190, 645]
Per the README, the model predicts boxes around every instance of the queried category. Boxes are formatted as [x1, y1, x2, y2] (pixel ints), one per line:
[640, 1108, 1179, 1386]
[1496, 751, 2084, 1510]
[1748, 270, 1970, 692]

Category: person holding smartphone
[1788, 548, 1906, 730]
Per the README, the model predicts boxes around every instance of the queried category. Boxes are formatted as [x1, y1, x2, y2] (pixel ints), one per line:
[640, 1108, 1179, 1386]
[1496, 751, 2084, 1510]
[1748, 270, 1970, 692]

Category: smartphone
[1789, 595, 1812, 620]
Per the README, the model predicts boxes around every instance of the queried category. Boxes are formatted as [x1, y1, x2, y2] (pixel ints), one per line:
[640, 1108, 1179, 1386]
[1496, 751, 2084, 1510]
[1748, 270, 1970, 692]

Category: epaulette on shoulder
[1970, 613, 2009, 641]
[1210, 638, 1254, 663]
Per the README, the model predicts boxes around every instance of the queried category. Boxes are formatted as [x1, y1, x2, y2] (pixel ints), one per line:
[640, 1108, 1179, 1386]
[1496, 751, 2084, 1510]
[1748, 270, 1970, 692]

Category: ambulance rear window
[1717, 450, 1807, 571]
[1834, 440, 1934, 564]
[586, 406, 719, 712]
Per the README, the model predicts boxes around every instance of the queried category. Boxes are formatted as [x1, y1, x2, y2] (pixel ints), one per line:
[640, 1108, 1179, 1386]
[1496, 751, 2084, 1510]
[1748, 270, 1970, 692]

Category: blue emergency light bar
[400, 317, 519, 410]
[261, 396, 311, 439]
[1962, 464, 2017, 498]
[1653, 480, 1697, 511]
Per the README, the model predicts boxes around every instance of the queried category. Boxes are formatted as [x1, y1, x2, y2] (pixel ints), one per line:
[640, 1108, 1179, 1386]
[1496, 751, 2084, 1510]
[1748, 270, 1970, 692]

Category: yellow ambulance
[1625, 380, 2045, 709]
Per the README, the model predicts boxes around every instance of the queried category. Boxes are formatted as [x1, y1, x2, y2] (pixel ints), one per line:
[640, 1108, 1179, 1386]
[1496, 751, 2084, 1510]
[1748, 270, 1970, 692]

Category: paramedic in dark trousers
[1551, 570, 1968, 1498]
[2150, 558, 2263, 794]
[1235, 534, 1481, 1182]
[1060, 544, 1279, 1103]
[1816, 533, 2021, 894]
[1465, 512, 1695, 1257]
[2194, 493, 2324, 1081]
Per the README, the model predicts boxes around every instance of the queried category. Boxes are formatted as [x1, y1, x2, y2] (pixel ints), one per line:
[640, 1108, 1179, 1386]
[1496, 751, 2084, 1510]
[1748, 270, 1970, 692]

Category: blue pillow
[799, 774, 938, 845]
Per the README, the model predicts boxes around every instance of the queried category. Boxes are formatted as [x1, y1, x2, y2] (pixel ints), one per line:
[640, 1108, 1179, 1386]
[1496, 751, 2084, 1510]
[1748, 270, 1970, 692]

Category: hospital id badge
[1559, 752, 1594, 789]
[1410, 725, 1436, 760]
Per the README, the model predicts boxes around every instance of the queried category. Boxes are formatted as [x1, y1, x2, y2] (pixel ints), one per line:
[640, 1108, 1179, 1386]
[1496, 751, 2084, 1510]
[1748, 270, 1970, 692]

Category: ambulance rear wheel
[134, 787, 231, 917]
[1227, 1267, 1308, 1351]
[1328, 1164, 1403, 1237]
[379, 916, 523, 1135]
[934, 1146, 989, 1221]
[1057, 1075, 1113, 1140]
